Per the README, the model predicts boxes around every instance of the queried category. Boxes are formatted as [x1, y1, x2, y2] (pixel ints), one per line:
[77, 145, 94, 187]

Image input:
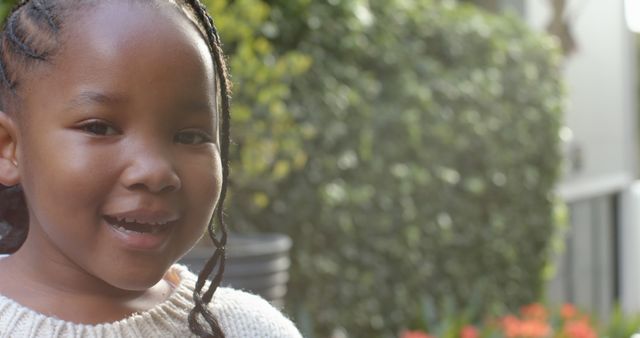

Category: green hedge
[228, 1, 564, 336]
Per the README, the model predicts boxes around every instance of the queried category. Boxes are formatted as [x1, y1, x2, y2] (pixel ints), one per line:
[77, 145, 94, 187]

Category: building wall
[526, 0, 637, 199]
[524, 0, 638, 316]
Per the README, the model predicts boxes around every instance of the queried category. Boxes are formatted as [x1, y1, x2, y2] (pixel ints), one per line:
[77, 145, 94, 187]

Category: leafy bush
[202, 0, 312, 224]
[233, 1, 564, 336]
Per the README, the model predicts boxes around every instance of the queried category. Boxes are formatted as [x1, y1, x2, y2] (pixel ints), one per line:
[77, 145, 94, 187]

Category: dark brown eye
[79, 121, 118, 136]
[174, 130, 213, 145]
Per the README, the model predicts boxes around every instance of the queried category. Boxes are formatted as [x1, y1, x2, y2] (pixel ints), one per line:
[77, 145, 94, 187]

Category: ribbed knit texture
[0, 264, 302, 338]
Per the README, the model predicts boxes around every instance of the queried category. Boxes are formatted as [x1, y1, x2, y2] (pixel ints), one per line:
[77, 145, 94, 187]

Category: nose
[120, 146, 181, 194]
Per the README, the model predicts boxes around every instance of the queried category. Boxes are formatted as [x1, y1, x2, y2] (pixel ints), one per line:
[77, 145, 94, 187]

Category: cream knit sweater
[0, 264, 302, 338]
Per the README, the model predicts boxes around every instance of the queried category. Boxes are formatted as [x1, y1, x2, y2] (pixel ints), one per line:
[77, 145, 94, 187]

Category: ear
[0, 111, 19, 186]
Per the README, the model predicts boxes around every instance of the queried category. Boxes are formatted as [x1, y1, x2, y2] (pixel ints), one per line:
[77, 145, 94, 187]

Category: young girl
[0, 0, 301, 337]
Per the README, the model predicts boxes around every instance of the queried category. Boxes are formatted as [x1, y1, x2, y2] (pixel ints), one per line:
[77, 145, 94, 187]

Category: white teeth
[108, 216, 170, 235]
[117, 225, 134, 234]
[114, 224, 161, 234]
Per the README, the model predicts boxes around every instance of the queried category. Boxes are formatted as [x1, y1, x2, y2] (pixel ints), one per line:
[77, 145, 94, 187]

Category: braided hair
[0, 1, 231, 337]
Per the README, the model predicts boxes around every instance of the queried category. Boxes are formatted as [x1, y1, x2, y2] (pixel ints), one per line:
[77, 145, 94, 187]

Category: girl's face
[13, 1, 222, 290]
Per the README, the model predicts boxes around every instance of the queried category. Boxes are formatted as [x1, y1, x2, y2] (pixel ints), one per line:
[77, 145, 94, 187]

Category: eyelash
[174, 130, 213, 145]
[78, 120, 119, 136]
[77, 121, 213, 145]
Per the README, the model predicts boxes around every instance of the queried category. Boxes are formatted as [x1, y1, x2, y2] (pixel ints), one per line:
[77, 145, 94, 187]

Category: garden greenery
[202, 0, 312, 217]
[228, 1, 563, 336]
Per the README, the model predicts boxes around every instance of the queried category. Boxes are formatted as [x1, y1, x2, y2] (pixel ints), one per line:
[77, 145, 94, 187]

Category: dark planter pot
[180, 232, 292, 308]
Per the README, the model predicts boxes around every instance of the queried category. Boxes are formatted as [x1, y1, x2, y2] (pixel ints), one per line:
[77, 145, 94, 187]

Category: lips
[102, 209, 179, 251]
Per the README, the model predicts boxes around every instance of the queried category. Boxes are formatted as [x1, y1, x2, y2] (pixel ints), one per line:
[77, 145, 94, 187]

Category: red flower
[561, 304, 578, 320]
[460, 325, 479, 338]
[520, 303, 547, 321]
[400, 330, 436, 338]
[500, 314, 551, 338]
[500, 315, 522, 337]
[562, 318, 597, 338]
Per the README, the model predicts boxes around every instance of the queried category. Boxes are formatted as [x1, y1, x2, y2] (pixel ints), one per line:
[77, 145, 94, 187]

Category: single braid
[30, 0, 60, 32]
[6, 12, 47, 60]
[0, 0, 57, 100]
[182, 1, 232, 337]
[0, 2, 233, 337]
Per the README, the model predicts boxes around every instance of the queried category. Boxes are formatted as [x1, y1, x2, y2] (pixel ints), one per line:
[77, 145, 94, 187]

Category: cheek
[19, 134, 118, 215]
[183, 155, 222, 220]
[171, 155, 222, 253]
[193, 159, 222, 208]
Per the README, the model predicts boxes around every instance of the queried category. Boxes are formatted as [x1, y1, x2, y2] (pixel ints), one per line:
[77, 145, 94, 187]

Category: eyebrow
[178, 100, 216, 116]
[65, 90, 217, 118]
[65, 90, 128, 110]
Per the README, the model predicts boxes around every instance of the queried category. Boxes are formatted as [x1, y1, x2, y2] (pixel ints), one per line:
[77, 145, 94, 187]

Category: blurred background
[1, 0, 639, 337]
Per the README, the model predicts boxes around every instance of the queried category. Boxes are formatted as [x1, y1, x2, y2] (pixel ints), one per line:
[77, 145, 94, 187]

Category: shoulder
[212, 287, 303, 338]
[173, 265, 303, 338]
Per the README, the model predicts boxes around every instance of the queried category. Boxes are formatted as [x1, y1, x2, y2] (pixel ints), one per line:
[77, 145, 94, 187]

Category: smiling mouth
[104, 215, 172, 234]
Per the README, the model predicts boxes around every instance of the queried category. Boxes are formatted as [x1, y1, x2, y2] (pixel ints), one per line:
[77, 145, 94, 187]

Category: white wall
[525, 0, 639, 315]
[526, 0, 637, 202]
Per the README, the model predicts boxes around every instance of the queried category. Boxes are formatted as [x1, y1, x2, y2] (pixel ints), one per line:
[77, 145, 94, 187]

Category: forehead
[18, 0, 215, 118]
[65, 1, 206, 51]
[61, 0, 212, 78]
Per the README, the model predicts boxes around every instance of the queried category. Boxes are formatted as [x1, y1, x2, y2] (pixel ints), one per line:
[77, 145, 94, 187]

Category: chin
[98, 261, 174, 292]
[113, 276, 164, 292]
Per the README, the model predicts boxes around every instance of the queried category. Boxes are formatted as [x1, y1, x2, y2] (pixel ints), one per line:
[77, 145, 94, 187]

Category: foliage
[0, 0, 17, 22]
[459, 0, 500, 12]
[235, 0, 564, 336]
[401, 302, 640, 338]
[602, 305, 640, 338]
[195, 1, 312, 229]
